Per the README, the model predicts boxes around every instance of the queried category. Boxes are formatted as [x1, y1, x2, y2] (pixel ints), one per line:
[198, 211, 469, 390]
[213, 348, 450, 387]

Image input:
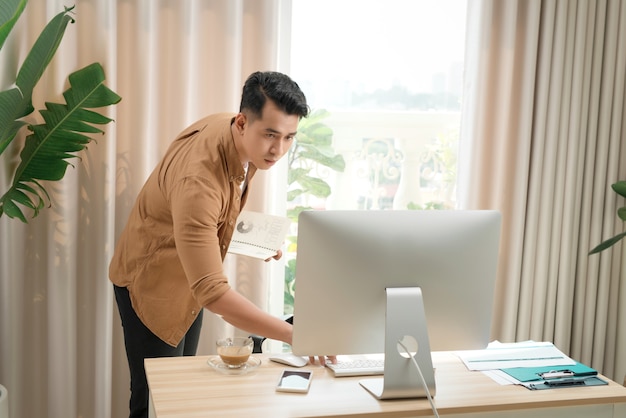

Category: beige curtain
[0, 1, 291, 417]
[460, 0, 626, 382]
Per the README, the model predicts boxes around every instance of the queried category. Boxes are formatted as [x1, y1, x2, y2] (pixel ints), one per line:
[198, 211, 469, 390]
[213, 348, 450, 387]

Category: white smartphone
[275, 369, 313, 393]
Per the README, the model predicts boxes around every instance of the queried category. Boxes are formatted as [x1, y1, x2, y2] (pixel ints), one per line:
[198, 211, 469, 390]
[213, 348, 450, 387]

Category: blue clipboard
[525, 376, 607, 390]
[500, 362, 607, 390]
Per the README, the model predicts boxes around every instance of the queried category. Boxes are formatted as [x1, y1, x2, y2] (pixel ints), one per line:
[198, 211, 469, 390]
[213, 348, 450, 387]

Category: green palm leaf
[0, 0, 27, 51]
[0, 4, 74, 155]
[589, 231, 626, 255]
[589, 180, 626, 255]
[0, 62, 121, 221]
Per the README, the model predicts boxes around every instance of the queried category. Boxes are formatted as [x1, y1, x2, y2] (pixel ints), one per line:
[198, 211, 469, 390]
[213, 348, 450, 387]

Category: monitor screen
[290, 210, 501, 398]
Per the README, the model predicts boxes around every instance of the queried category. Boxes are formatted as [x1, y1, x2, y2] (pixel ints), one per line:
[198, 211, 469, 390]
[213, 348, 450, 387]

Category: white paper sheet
[455, 341, 576, 371]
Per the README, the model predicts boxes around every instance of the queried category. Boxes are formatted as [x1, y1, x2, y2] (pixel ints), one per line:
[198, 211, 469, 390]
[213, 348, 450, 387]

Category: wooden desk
[145, 352, 626, 417]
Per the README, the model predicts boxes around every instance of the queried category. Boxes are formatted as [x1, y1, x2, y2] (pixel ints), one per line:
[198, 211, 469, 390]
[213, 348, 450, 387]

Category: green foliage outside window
[283, 109, 345, 313]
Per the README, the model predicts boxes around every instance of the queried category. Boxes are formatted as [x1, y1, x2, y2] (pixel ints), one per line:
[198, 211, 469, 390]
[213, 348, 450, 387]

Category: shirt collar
[222, 115, 256, 185]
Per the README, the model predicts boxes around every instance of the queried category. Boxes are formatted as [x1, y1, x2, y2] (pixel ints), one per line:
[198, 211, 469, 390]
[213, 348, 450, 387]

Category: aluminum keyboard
[325, 358, 385, 377]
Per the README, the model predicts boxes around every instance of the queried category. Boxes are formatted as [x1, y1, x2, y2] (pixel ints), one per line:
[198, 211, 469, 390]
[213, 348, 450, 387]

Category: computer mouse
[268, 353, 309, 368]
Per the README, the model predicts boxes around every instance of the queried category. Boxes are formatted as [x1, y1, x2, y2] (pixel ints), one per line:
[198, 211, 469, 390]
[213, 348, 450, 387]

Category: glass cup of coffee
[216, 337, 254, 368]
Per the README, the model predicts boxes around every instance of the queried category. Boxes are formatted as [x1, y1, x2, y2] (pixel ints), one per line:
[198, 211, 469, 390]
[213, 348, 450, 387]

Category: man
[110, 71, 327, 418]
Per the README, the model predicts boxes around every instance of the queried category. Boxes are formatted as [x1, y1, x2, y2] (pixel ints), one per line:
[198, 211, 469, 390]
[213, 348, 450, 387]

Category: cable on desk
[397, 339, 440, 418]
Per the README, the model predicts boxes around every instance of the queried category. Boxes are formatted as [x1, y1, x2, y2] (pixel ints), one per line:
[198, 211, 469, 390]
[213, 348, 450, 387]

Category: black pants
[114, 285, 203, 418]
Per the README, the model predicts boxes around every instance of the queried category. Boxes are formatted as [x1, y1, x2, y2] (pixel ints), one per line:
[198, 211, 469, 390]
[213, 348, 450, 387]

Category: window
[283, 0, 468, 314]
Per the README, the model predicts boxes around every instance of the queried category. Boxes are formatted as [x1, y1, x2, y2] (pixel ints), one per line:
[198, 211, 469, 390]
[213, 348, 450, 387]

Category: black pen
[543, 376, 590, 386]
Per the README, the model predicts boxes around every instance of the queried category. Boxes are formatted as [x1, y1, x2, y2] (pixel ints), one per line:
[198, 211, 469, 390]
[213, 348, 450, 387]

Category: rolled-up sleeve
[170, 176, 232, 307]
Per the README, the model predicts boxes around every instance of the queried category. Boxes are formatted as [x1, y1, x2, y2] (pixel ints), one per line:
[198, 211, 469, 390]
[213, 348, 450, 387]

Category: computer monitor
[291, 210, 501, 400]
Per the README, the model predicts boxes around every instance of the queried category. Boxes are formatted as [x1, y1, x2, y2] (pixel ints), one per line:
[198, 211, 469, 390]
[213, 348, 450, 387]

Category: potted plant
[0, 0, 121, 222]
[589, 180, 626, 255]
[0, 2, 120, 415]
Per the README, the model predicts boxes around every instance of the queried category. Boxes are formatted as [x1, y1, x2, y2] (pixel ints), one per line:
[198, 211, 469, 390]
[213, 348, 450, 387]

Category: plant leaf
[0, 5, 74, 157]
[298, 148, 346, 171]
[298, 123, 333, 145]
[612, 181, 626, 199]
[0, 0, 27, 51]
[301, 108, 330, 126]
[16, 6, 75, 96]
[288, 167, 310, 185]
[287, 206, 312, 222]
[287, 189, 304, 202]
[296, 175, 332, 198]
[0, 62, 121, 221]
[0, 88, 28, 154]
[0, 197, 27, 222]
[589, 231, 626, 255]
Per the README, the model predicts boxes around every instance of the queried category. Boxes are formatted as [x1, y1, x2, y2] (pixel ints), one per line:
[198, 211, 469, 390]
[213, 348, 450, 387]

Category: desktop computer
[291, 210, 501, 399]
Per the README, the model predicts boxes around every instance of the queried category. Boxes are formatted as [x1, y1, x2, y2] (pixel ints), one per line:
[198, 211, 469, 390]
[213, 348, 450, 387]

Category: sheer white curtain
[460, 0, 626, 382]
[0, 1, 291, 417]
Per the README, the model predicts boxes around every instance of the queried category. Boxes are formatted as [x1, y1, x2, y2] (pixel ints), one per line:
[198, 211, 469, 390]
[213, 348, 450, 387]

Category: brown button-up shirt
[109, 113, 257, 347]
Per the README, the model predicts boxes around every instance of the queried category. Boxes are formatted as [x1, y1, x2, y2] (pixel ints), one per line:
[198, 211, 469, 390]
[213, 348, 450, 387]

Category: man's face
[234, 100, 299, 170]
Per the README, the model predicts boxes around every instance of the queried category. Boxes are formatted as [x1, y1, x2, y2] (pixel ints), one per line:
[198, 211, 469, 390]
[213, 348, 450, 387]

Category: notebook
[227, 211, 291, 259]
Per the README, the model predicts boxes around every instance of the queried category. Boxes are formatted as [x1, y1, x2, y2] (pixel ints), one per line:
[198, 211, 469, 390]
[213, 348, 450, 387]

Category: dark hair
[239, 71, 309, 120]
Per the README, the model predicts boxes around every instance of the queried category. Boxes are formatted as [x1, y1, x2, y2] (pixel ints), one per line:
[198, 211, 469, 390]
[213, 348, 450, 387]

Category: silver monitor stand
[359, 287, 436, 399]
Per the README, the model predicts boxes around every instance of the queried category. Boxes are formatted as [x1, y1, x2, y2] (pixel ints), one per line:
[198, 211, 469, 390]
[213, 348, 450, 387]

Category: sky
[290, 0, 467, 101]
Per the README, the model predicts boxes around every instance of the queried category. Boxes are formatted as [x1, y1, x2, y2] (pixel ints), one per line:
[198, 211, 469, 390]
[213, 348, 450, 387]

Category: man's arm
[206, 288, 292, 344]
[207, 288, 336, 365]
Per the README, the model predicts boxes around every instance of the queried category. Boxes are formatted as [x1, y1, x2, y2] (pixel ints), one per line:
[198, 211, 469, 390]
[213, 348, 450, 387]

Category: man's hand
[264, 249, 283, 262]
[308, 355, 337, 366]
